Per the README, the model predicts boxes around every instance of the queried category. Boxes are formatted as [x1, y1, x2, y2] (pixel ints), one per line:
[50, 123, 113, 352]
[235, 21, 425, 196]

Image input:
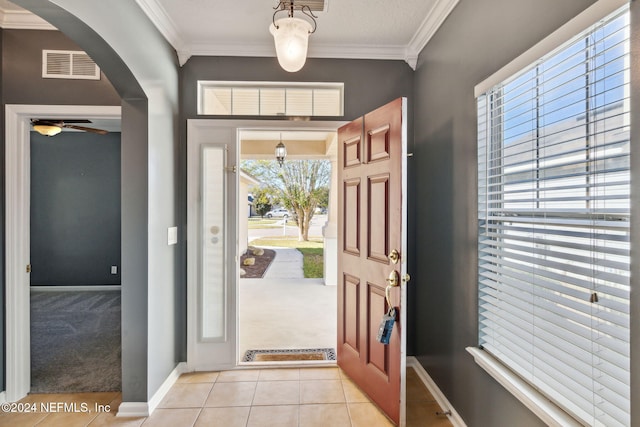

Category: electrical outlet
[111, 265, 118, 275]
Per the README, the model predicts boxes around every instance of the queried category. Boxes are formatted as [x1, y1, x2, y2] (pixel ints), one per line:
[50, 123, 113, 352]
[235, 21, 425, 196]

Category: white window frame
[470, 0, 631, 425]
[197, 81, 344, 117]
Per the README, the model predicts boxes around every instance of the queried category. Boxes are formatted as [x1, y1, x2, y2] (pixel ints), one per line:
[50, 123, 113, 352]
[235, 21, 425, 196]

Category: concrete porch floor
[239, 278, 337, 361]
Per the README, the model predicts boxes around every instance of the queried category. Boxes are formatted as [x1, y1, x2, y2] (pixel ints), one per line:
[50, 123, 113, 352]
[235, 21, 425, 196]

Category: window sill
[466, 347, 582, 427]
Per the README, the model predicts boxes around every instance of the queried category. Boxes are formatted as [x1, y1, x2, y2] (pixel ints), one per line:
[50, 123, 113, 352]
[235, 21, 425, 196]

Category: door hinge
[26, 264, 31, 273]
[224, 165, 237, 173]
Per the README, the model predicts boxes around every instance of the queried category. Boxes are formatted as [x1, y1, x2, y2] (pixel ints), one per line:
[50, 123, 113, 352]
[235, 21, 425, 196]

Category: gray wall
[2, 29, 120, 105]
[15, 0, 182, 403]
[411, 0, 600, 425]
[179, 56, 416, 361]
[30, 131, 121, 286]
[1, 26, 120, 391]
[181, 57, 414, 122]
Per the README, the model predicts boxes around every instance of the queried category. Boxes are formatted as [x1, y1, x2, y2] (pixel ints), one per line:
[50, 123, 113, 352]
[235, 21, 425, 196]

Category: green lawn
[248, 236, 323, 248]
[298, 248, 324, 278]
[249, 236, 324, 278]
[247, 218, 281, 229]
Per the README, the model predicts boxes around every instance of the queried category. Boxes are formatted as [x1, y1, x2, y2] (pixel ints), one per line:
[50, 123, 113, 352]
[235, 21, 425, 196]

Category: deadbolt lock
[388, 249, 400, 264]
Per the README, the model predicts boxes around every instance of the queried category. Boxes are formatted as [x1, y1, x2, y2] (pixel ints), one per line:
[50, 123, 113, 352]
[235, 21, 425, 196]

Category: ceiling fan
[31, 119, 109, 136]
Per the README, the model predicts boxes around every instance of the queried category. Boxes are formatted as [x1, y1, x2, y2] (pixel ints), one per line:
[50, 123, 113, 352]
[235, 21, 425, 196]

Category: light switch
[168, 226, 178, 245]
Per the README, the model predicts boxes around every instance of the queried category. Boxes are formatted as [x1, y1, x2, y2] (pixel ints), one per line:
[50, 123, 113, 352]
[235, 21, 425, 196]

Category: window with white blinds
[197, 81, 344, 117]
[476, 5, 630, 427]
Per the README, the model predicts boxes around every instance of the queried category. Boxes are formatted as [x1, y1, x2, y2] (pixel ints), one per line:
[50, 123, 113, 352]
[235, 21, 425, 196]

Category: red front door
[337, 98, 408, 425]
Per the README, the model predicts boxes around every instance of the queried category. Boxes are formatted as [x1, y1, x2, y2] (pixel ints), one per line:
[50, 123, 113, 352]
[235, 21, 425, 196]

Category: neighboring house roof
[240, 169, 261, 186]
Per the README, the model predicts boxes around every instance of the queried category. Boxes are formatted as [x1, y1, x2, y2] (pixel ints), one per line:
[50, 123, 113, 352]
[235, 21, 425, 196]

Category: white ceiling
[0, 0, 461, 137]
[0, 0, 460, 68]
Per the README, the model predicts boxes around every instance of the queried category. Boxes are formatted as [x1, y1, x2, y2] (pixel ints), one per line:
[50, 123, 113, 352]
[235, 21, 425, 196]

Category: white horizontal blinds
[477, 5, 630, 427]
[197, 82, 344, 116]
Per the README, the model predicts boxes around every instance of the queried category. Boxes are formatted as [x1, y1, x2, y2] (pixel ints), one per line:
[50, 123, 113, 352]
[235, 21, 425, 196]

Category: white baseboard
[148, 362, 188, 414]
[116, 402, 149, 418]
[116, 362, 188, 418]
[0, 391, 6, 404]
[407, 356, 467, 427]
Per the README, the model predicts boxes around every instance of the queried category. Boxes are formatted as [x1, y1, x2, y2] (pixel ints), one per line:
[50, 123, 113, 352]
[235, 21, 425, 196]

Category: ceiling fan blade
[32, 119, 63, 127]
[63, 124, 109, 135]
[38, 119, 93, 124]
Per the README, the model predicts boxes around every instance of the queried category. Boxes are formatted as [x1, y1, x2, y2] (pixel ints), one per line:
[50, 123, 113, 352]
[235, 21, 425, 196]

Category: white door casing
[186, 119, 345, 369]
[4, 104, 121, 402]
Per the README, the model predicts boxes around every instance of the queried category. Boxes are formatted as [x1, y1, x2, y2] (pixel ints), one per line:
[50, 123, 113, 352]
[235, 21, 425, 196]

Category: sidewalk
[239, 246, 336, 360]
[262, 247, 304, 279]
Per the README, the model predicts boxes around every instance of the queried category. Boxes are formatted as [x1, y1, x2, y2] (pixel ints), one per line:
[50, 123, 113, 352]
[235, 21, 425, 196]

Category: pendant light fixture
[270, 1, 318, 73]
[33, 123, 62, 136]
[275, 133, 287, 167]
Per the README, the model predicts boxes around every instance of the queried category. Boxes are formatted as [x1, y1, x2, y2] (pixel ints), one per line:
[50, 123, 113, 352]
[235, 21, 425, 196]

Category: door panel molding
[337, 98, 408, 425]
[343, 178, 361, 255]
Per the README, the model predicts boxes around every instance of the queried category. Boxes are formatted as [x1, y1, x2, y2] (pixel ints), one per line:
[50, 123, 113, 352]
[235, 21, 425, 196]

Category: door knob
[386, 270, 399, 287]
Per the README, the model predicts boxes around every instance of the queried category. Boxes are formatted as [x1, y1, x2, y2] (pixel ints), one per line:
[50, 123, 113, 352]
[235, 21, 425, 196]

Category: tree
[315, 186, 330, 212]
[251, 186, 276, 217]
[242, 159, 331, 241]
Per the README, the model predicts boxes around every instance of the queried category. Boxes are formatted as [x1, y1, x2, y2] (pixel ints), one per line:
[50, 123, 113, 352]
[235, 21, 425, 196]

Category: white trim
[115, 402, 149, 418]
[5, 104, 121, 403]
[466, 347, 582, 427]
[185, 41, 410, 61]
[30, 285, 122, 292]
[139, 0, 458, 68]
[405, 0, 460, 70]
[187, 119, 346, 372]
[407, 357, 467, 427]
[5, 106, 31, 402]
[134, 0, 185, 54]
[0, 9, 56, 30]
[116, 362, 188, 417]
[147, 362, 188, 414]
[0, 0, 458, 69]
[0, 392, 6, 404]
[474, 0, 628, 97]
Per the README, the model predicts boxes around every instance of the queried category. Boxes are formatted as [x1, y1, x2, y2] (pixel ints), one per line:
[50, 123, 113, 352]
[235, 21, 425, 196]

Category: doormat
[242, 348, 336, 362]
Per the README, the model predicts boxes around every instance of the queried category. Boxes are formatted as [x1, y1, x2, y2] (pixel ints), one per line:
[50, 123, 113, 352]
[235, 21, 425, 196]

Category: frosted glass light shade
[270, 17, 313, 72]
[33, 124, 62, 136]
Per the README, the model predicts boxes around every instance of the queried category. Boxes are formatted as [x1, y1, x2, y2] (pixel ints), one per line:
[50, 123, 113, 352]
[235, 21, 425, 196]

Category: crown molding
[135, 0, 185, 52]
[405, 0, 460, 69]
[180, 41, 409, 67]
[174, 0, 458, 68]
[0, 0, 458, 70]
[0, 9, 56, 30]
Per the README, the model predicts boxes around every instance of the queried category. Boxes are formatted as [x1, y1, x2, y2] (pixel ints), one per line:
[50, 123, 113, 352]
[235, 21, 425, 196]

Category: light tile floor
[0, 367, 454, 426]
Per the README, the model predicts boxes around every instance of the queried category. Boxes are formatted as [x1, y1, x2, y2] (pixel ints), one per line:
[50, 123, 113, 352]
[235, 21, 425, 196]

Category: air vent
[302, 0, 326, 12]
[279, 0, 327, 12]
[42, 50, 100, 80]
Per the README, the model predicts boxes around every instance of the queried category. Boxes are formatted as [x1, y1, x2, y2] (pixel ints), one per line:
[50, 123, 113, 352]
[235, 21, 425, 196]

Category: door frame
[186, 119, 346, 371]
[4, 104, 122, 402]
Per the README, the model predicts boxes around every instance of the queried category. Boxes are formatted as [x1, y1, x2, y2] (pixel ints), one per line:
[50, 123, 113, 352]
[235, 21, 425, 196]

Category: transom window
[197, 81, 344, 117]
[476, 5, 630, 426]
